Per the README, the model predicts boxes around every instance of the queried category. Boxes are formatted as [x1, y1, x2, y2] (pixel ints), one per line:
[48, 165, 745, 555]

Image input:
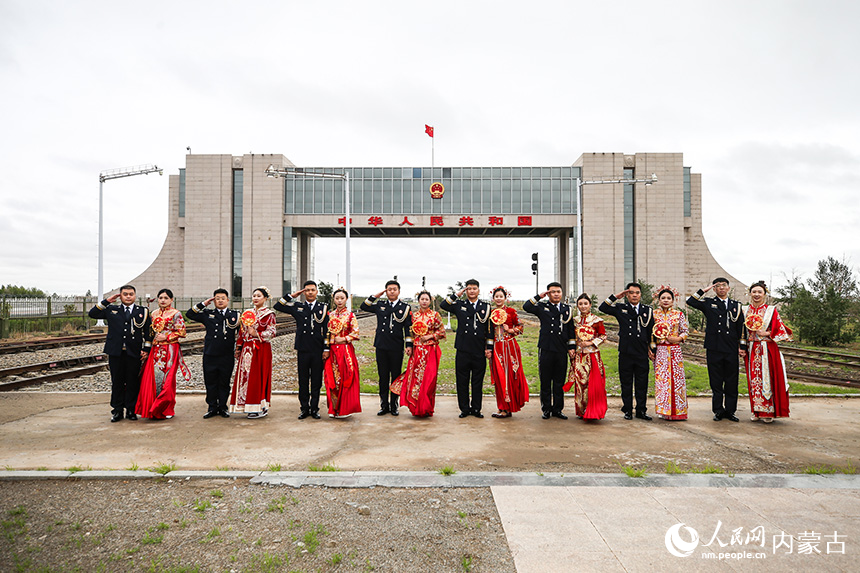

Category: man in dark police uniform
[523, 282, 576, 419]
[687, 277, 747, 422]
[360, 279, 413, 416]
[186, 288, 239, 418]
[88, 284, 151, 422]
[440, 279, 493, 418]
[599, 282, 655, 420]
[275, 280, 329, 420]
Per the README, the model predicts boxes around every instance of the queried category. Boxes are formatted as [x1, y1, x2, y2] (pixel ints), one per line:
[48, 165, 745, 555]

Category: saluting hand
[107, 293, 121, 303]
[615, 289, 629, 299]
[702, 284, 714, 293]
[539, 290, 550, 299]
[456, 288, 466, 298]
[203, 297, 215, 306]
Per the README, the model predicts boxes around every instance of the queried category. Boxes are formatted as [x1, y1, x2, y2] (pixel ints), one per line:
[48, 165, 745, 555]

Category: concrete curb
[2, 470, 859, 488]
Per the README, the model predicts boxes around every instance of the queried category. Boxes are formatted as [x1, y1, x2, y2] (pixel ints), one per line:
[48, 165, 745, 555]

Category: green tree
[636, 278, 655, 304]
[0, 284, 48, 297]
[776, 257, 859, 346]
[317, 281, 334, 307]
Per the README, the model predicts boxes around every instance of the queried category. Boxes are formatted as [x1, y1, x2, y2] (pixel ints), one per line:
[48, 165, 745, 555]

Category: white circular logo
[665, 523, 699, 557]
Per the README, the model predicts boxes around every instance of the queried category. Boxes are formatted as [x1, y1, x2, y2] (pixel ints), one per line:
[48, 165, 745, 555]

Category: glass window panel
[521, 167, 530, 178]
[561, 167, 572, 178]
[413, 167, 422, 178]
[393, 167, 401, 178]
[392, 180, 402, 213]
[501, 167, 511, 178]
[382, 179, 392, 214]
[452, 168, 461, 178]
[373, 168, 382, 178]
[491, 167, 501, 178]
[512, 167, 521, 177]
[501, 179, 511, 214]
[551, 167, 561, 177]
[541, 167, 550, 177]
[442, 167, 451, 178]
[372, 180, 382, 213]
[383, 167, 392, 178]
[482, 167, 491, 178]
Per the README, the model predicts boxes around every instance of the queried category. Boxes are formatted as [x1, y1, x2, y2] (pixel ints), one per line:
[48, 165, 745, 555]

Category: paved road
[1, 393, 858, 571]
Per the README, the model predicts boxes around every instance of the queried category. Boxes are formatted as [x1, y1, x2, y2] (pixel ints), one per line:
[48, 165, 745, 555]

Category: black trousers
[297, 350, 324, 413]
[203, 353, 234, 412]
[455, 350, 486, 414]
[108, 352, 142, 414]
[376, 348, 404, 409]
[707, 350, 739, 416]
[538, 349, 567, 414]
[618, 352, 650, 415]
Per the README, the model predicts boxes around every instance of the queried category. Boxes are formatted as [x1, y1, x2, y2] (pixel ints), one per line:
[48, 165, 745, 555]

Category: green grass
[155, 522, 170, 530]
[665, 461, 686, 474]
[141, 531, 164, 545]
[248, 550, 289, 572]
[308, 462, 339, 472]
[690, 463, 725, 474]
[152, 461, 177, 475]
[216, 465, 230, 471]
[210, 490, 224, 498]
[65, 465, 91, 473]
[617, 462, 648, 478]
[267, 496, 287, 513]
[801, 462, 856, 475]
[193, 499, 212, 512]
[439, 466, 456, 476]
[264, 463, 282, 472]
[203, 526, 221, 541]
[354, 316, 859, 396]
[328, 553, 344, 565]
[127, 462, 140, 471]
[461, 554, 474, 572]
[301, 524, 327, 554]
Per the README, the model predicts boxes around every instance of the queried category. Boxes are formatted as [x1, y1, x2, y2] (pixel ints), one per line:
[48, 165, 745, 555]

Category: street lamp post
[97, 164, 162, 325]
[575, 173, 657, 295]
[265, 165, 351, 306]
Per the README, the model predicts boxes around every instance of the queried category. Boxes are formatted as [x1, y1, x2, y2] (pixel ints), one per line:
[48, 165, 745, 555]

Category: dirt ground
[0, 480, 514, 573]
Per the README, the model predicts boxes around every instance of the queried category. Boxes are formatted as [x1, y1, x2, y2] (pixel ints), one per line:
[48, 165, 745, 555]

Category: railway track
[603, 329, 860, 390]
[0, 311, 372, 391]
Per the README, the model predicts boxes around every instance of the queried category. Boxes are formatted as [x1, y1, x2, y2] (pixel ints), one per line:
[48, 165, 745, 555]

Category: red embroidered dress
[652, 308, 688, 420]
[392, 309, 446, 417]
[323, 308, 362, 417]
[488, 306, 530, 413]
[229, 306, 276, 415]
[564, 312, 607, 419]
[743, 304, 791, 419]
[136, 308, 191, 419]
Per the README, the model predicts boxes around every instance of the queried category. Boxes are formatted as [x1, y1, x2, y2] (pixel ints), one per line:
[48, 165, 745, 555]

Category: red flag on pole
[425, 124, 434, 138]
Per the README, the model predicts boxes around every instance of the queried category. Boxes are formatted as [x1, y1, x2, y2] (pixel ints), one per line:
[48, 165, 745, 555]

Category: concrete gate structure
[126, 152, 740, 300]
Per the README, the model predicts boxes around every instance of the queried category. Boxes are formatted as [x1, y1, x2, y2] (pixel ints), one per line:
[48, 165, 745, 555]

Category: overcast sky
[2, 1, 858, 299]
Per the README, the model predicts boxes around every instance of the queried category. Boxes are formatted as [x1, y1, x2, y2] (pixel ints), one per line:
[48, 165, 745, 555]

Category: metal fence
[0, 296, 267, 338]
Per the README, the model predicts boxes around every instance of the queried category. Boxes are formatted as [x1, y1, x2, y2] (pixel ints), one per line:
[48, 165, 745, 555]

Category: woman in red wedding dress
[652, 286, 689, 420]
[229, 287, 277, 419]
[136, 288, 191, 420]
[323, 288, 362, 418]
[487, 286, 530, 418]
[564, 293, 608, 420]
[743, 281, 792, 423]
[392, 291, 446, 417]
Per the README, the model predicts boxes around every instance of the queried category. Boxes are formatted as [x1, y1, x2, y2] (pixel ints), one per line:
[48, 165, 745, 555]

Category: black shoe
[624, 412, 633, 420]
[298, 411, 310, 420]
[726, 414, 739, 422]
[713, 413, 723, 421]
[310, 410, 321, 420]
[377, 408, 390, 416]
[390, 405, 399, 416]
[203, 411, 218, 419]
[459, 412, 470, 418]
[111, 413, 123, 423]
[635, 413, 652, 421]
[552, 411, 568, 420]
[472, 411, 484, 419]
[125, 412, 138, 421]
[219, 410, 230, 418]
[542, 411, 551, 420]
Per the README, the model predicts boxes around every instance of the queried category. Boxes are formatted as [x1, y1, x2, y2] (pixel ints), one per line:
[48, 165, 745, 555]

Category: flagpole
[431, 131, 435, 172]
